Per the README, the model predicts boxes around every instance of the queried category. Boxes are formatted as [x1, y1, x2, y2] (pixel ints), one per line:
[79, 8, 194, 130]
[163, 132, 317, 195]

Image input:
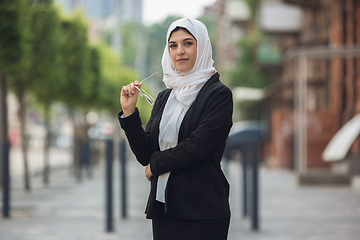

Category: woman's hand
[120, 81, 142, 117]
[145, 163, 153, 181]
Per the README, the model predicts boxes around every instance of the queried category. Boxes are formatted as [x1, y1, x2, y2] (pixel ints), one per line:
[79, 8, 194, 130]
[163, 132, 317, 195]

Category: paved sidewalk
[1, 157, 360, 240]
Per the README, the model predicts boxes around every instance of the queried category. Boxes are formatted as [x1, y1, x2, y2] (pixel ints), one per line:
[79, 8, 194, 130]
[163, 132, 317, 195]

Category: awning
[322, 114, 360, 161]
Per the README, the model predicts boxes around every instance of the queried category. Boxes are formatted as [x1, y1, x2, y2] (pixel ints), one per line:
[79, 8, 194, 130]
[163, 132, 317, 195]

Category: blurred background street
[1, 0, 360, 239]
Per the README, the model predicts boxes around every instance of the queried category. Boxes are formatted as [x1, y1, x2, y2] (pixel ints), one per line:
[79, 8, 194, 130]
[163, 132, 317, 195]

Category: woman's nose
[177, 45, 185, 55]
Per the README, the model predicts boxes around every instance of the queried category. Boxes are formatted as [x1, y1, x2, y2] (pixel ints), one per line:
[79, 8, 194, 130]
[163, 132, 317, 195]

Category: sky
[142, 0, 217, 26]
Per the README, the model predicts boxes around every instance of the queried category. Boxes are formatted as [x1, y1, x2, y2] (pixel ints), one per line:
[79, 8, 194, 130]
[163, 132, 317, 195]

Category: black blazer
[118, 73, 233, 220]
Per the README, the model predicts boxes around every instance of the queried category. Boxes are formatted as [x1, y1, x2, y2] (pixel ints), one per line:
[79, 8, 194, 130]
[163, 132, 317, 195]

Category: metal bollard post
[75, 139, 82, 182]
[240, 144, 247, 218]
[86, 140, 92, 178]
[251, 141, 259, 231]
[2, 141, 10, 218]
[105, 139, 114, 232]
[120, 139, 127, 219]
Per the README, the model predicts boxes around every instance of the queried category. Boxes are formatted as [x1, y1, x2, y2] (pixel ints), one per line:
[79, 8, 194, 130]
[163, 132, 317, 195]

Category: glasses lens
[144, 95, 153, 105]
[135, 86, 153, 105]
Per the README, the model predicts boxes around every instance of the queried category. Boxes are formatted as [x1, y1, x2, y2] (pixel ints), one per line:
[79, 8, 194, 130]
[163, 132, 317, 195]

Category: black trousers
[152, 217, 230, 240]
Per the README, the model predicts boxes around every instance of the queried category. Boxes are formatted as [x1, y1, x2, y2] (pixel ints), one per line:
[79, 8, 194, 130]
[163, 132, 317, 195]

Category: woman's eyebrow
[168, 38, 195, 43]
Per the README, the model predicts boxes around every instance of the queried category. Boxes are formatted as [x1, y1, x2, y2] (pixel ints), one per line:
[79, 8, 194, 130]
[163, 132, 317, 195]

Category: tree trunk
[43, 100, 51, 186]
[18, 89, 30, 191]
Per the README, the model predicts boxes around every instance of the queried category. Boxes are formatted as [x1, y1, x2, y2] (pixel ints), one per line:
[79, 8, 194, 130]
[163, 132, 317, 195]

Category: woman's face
[168, 29, 197, 73]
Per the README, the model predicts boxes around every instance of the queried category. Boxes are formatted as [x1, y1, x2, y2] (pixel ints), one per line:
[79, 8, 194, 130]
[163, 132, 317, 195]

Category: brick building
[258, 0, 360, 172]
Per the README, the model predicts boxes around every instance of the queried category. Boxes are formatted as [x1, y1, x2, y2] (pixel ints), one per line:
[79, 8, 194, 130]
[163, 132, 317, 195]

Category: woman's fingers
[125, 83, 131, 97]
[122, 83, 136, 97]
[120, 81, 143, 109]
[145, 164, 153, 182]
[121, 85, 128, 96]
[122, 81, 142, 96]
[120, 81, 142, 117]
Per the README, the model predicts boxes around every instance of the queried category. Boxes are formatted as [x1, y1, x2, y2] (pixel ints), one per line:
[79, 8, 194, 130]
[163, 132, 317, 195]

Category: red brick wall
[270, 109, 294, 169]
[306, 112, 336, 168]
[329, 0, 342, 127]
[270, 110, 335, 170]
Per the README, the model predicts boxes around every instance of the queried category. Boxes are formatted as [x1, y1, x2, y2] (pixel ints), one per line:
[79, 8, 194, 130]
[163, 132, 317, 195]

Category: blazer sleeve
[118, 108, 154, 166]
[118, 89, 170, 167]
[149, 86, 233, 176]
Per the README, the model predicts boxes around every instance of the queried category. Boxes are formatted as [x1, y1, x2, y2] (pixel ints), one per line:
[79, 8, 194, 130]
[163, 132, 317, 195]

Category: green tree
[59, 10, 89, 108]
[59, 10, 90, 177]
[0, 0, 30, 75]
[228, 31, 269, 88]
[0, 0, 31, 209]
[0, 0, 32, 191]
[29, 0, 64, 185]
[121, 21, 139, 68]
[83, 45, 101, 108]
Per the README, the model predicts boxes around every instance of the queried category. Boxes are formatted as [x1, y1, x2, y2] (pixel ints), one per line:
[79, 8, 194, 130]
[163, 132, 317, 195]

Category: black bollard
[105, 139, 114, 232]
[2, 141, 10, 218]
[240, 144, 247, 218]
[251, 141, 259, 231]
[75, 139, 82, 182]
[85, 141, 92, 178]
[120, 139, 127, 219]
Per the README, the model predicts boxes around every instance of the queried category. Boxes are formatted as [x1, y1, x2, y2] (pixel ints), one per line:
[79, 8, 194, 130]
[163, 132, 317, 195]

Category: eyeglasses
[135, 72, 165, 105]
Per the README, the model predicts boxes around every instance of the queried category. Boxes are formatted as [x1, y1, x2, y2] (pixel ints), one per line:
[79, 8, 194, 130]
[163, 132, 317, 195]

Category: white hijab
[156, 18, 216, 203]
[161, 18, 216, 106]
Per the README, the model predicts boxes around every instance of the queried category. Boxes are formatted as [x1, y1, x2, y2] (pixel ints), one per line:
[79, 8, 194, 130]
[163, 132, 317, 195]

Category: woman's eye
[185, 42, 193, 46]
[169, 44, 177, 48]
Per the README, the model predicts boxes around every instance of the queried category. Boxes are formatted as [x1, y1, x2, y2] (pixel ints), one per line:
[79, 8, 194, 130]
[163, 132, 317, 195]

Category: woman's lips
[177, 58, 188, 63]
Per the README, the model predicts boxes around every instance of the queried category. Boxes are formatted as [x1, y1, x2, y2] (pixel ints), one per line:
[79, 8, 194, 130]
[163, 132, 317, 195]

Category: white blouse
[156, 90, 190, 203]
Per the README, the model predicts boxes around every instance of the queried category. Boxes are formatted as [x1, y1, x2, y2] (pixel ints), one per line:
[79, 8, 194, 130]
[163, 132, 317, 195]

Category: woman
[118, 18, 233, 240]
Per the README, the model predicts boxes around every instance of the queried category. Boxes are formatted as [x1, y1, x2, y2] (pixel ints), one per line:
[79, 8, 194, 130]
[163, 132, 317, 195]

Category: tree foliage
[0, 0, 31, 76]
[4, 0, 32, 97]
[121, 21, 140, 68]
[228, 31, 269, 89]
[59, 10, 89, 108]
[29, 0, 64, 104]
[0, 0, 33, 190]
[83, 45, 101, 107]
